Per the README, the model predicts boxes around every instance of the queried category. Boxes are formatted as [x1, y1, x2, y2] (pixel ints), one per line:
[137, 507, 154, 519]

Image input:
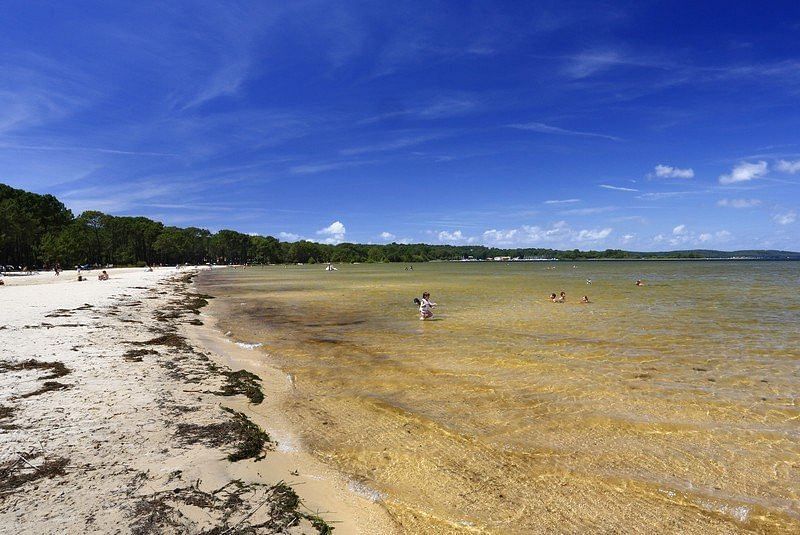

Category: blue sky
[1, 1, 799, 250]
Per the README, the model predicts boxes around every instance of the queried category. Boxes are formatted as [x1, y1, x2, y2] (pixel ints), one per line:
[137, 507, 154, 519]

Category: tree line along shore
[2, 183, 798, 269]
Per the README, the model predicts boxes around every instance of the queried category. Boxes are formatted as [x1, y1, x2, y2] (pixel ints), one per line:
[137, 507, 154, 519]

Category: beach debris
[217, 369, 264, 404]
[18, 381, 71, 399]
[0, 359, 71, 380]
[130, 479, 332, 535]
[0, 453, 69, 497]
[122, 348, 158, 363]
[175, 406, 273, 462]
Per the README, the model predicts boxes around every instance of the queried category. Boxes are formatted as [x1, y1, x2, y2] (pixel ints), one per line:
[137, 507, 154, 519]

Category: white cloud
[544, 198, 581, 204]
[776, 159, 800, 174]
[653, 164, 694, 179]
[437, 230, 474, 244]
[480, 221, 613, 247]
[773, 211, 797, 225]
[576, 228, 612, 241]
[279, 231, 301, 241]
[379, 231, 396, 241]
[658, 227, 732, 247]
[316, 221, 346, 244]
[621, 233, 635, 244]
[717, 198, 761, 208]
[482, 229, 518, 244]
[719, 161, 768, 184]
[600, 184, 638, 192]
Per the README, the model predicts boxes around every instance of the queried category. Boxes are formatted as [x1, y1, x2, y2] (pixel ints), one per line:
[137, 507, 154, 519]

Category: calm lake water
[198, 261, 800, 533]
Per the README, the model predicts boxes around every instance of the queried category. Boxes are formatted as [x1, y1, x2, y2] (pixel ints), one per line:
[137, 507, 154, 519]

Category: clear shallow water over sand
[199, 261, 800, 533]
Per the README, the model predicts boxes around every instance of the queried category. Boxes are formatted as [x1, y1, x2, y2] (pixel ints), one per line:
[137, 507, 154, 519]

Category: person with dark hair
[417, 292, 436, 320]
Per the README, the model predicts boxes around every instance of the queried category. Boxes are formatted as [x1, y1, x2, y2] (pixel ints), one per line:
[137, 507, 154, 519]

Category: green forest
[1, 184, 797, 269]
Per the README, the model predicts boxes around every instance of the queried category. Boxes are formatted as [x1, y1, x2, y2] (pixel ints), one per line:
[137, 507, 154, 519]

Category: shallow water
[199, 261, 800, 533]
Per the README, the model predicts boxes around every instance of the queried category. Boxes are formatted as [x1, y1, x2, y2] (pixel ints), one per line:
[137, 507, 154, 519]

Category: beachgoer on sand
[98, 270, 109, 281]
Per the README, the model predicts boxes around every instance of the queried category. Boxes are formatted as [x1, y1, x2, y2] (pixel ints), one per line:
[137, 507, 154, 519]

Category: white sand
[0, 267, 397, 534]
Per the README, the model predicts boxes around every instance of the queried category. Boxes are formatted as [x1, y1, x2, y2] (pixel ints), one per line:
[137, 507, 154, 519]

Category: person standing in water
[414, 292, 436, 320]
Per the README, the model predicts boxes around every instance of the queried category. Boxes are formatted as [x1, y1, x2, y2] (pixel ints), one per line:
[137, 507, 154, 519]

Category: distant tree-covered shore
[1, 184, 798, 268]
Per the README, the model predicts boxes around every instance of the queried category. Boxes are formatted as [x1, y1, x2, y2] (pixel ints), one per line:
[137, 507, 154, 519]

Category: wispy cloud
[776, 159, 800, 174]
[360, 96, 478, 124]
[509, 122, 620, 141]
[561, 206, 616, 215]
[719, 161, 768, 185]
[600, 184, 638, 192]
[0, 143, 178, 157]
[340, 134, 443, 155]
[773, 211, 796, 225]
[717, 198, 761, 208]
[289, 160, 375, 175]
[544, 198, 580, 204]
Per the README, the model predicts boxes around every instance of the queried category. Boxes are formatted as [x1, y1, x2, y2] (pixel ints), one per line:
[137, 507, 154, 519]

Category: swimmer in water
[580, 295, 590, 303]
[559, 291, 566, 302]
[636, 279, 644, 286]
[416, 292, 436, 320]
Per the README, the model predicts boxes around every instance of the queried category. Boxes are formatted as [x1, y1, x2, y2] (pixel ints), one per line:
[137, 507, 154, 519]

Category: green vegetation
[2, 183, 798, 267]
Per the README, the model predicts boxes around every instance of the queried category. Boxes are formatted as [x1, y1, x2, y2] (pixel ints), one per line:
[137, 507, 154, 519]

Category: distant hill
[629, 250, 800, 260]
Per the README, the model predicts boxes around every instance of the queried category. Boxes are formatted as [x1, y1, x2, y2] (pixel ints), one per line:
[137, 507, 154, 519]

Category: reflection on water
[199, 261, 800, 533]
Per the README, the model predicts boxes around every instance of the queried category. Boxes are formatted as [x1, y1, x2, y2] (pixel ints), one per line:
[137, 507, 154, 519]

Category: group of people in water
[414, 278, 644, 320]
[550, 291, 590, 303]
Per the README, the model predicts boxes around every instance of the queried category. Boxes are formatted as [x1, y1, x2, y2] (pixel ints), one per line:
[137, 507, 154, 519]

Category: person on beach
[415, 292, 436, 320]
[98, 270, 109, 281]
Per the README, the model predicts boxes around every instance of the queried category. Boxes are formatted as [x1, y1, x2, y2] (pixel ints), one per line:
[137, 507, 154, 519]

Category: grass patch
[218, 370, 264, 405]
[0, 456, 69, 496]
[0, 359, 71, 379]
[176, 407, 272, 462]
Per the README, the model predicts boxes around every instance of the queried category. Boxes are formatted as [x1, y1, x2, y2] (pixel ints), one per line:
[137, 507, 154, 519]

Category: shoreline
[0, 266, 396, 534]
[185, 273, 399, 534]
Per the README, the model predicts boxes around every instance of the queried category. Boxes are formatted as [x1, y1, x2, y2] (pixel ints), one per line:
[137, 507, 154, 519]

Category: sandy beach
[0, 267, 397, 534]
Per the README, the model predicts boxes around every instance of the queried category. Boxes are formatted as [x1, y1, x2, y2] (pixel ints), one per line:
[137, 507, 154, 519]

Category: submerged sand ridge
[0, 268, 395, 534]
[199, 262, 800, 534]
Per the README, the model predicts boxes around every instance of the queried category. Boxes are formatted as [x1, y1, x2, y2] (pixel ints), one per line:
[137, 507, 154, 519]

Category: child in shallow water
[415, 292, 436, 320]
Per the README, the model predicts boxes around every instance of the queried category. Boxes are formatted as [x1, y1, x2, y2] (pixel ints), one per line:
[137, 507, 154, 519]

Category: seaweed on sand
[218, 370, 264, 405]
[175, 407, 272, 462]
[134, 333, 191, 350]
[130, 479, 334, 534]
[0, 359, 71, 380]
[0, 405, 15, 429]
[18, 381, 71, 399]
[123, 348, 159, 362]
[0, 456, 69, 496]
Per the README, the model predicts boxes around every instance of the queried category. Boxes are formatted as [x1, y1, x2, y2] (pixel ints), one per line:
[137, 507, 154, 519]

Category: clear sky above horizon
[1, 1, 799, 250]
